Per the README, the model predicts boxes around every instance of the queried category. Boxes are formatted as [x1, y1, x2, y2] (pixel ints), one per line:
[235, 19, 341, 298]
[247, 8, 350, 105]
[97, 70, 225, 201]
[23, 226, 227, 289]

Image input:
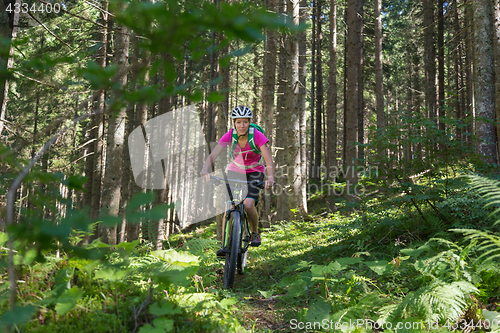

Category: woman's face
[234, 118, 250, 136]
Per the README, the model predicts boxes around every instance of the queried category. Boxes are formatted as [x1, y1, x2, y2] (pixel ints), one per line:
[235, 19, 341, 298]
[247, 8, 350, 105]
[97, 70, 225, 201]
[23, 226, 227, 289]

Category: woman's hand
[200, 170, 210, 181]
[265, 177, 275, 190]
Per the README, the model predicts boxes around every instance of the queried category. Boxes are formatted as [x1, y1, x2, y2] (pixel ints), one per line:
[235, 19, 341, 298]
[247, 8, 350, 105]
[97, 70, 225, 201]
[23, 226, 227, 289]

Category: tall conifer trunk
[491, 0, 500, 156]
[315, 0, 323, 180]
[424, 0, 437, 154]
[473, 0, 498, 163]
[101, 21, 130, 244]
[375, 0, 384, 160]
[261, 0, 277, 227]
[438, 0, 445, 133]
[0, 0, 20, 137]
[345, 0, 360, 191]
[326, 0, 338, 211]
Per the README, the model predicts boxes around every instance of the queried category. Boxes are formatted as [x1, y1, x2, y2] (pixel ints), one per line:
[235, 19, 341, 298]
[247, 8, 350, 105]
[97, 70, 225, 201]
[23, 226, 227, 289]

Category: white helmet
[230, 106, 252, 119]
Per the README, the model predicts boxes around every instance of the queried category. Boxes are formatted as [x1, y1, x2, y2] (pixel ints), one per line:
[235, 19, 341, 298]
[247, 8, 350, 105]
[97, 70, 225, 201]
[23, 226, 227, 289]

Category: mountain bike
[210, 175, 265, 289]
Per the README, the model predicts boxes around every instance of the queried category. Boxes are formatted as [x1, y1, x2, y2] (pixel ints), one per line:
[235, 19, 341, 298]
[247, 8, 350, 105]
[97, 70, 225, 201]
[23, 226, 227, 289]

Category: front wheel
[223, 212, 241, 289]
[237, 217, 250, 275]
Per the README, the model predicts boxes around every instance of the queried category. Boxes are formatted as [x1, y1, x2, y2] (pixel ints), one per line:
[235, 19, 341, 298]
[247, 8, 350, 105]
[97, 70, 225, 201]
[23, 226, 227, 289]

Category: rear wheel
[223, 212, 241, 289]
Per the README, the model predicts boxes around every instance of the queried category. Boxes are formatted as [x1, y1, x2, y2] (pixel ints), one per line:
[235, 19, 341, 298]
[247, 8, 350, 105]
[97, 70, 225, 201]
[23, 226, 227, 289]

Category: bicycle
[210, 175, 265, 289]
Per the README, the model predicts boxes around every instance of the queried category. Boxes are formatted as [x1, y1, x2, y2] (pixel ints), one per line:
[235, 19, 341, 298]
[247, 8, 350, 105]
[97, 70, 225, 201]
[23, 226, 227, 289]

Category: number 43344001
[5, 2, 61, 14]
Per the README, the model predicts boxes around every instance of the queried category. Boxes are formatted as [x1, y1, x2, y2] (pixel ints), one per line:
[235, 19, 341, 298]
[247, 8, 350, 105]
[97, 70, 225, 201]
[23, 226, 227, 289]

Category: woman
[200, 106, 275, 247]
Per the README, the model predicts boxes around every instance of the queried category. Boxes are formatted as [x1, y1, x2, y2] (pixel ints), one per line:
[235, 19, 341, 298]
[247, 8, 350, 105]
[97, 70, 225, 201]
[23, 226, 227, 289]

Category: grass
[4, 168, 500, 332]
[167, 172, 500, 332]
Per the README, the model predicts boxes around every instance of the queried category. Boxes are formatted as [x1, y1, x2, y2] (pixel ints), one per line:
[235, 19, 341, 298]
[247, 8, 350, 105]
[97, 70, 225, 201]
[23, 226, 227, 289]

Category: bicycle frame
[221, 184, 248, 253]
[210, 175, 263, 288]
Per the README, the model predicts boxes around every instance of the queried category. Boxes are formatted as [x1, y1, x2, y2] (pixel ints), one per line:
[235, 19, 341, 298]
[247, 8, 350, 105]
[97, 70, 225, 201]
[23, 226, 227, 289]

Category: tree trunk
[374, 0, 385, 160]
[473, 0, 498, 164]
[357, 0, 364, 164]
[90, 2, 108, 225]
[326, 0, 338, 211]
[216, 41, 230, 239]
[345, 0, 360, 191]
[261, 0, 277, 228]
[275, 0, 288, 221]
[101, 21, 130, 244]
[310, 0, 316, 179]
[315, 0, 323, 180]
[491, 0, 500, 157]
[0, 0, 20, 137]
[298, 0, 308, 215]
[424, 0, 437, 153]
[438, 0, 445, 133]
[285, 0, 305, 219]
[454, 0, 462, 143]
[465, 3, 474, 145]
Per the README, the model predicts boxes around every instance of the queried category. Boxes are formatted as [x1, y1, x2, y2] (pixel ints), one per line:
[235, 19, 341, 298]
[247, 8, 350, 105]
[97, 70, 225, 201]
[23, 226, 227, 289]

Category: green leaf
[336, 257, 363, 266]
[305, 299, 331, 323]
[0, 304, 36, 327]
[97, 215, 122, 227]
[400, 244, 431, 257]
[287, 279, 308, 298]
[138, 323, 161, 333]
[115, 240, 140, 255]
[63, 175, 88, 191]
[163, 61, 176, 83]
[219, 298, 238, 307]
[190, 89, 203, 102]
[153, 318, 174, 332]
[206, 91, 225, 103]
[483, 310, 500, 324]
[149, 302, 182, 316]
[0, 232, 8, 247]
[154, 265, 199, 287]
[127, 192, 155, 212]
[151, 249, 199, 266]
[55, 287, 84, 316]
[94, 266, 127, 281]
[364, 260, 390, 275]
[311, 261, 342, 278]
[258, 290, 273, 299]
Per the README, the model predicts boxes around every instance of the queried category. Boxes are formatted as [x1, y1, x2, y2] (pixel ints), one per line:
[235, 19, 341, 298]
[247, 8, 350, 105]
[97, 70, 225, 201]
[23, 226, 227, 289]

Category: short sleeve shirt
[218, 128, 269, 174]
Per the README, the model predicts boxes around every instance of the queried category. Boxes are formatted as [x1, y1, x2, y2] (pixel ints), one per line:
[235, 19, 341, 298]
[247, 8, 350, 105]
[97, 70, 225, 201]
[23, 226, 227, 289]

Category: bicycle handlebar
[210, 175, 265, 189]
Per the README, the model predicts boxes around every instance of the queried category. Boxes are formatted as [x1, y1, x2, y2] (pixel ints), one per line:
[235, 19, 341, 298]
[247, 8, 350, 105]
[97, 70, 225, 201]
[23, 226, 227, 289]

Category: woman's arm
[200, 144, 226, 180]
[260, 144, 275, 189]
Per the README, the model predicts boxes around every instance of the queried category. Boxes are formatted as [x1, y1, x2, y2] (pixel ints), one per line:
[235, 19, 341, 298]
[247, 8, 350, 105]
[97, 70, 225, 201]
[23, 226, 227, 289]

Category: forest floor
[171, 195, 359, 332]
[169, 184, 500, 333]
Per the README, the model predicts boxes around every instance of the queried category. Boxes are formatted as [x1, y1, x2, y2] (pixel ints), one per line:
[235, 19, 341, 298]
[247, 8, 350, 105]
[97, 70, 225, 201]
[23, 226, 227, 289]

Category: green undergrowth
[0, 236, 244, 333]
[3, 169, 500, 333]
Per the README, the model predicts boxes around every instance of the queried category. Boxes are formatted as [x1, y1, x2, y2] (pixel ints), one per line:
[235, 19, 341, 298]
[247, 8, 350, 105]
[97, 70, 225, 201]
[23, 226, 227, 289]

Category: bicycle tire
[224, 211, 241, 289]
[237, 216, 250, 275]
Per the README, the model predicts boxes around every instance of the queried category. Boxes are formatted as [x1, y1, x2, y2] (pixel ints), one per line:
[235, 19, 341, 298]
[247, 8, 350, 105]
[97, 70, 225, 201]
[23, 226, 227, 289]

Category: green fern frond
[181, 238, 219, 256]
[421, 281, 478, 322]
[468, 175, 500, 225]
[377, 281, 478, 324]
[451, 228, 500, 265]
[427, 237, 463, 252]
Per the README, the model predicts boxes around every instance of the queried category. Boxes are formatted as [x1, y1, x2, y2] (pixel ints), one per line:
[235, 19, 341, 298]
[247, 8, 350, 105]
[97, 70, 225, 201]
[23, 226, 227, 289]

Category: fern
[181, 238, 219, 256]
[468, 175, 500, 224]
[451, 228, 500, 265]
[377, 281, 478, 324]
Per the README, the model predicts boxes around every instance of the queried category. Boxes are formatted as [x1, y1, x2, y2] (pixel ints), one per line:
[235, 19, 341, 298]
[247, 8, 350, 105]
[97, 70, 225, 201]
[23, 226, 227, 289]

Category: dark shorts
[227, 171, 264, 205]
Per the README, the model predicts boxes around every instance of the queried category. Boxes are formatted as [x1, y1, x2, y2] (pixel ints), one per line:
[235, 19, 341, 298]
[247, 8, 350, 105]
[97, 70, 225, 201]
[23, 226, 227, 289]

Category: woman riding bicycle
[200, 106, 275, 246]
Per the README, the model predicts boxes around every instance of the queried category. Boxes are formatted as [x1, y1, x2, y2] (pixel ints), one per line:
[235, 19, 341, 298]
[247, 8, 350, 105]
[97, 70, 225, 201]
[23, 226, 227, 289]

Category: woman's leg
[243, 198, 258, 233]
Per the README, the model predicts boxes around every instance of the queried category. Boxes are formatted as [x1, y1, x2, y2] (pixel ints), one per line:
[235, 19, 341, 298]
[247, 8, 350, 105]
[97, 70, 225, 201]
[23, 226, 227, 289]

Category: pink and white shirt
[218, 129, 269, 174]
